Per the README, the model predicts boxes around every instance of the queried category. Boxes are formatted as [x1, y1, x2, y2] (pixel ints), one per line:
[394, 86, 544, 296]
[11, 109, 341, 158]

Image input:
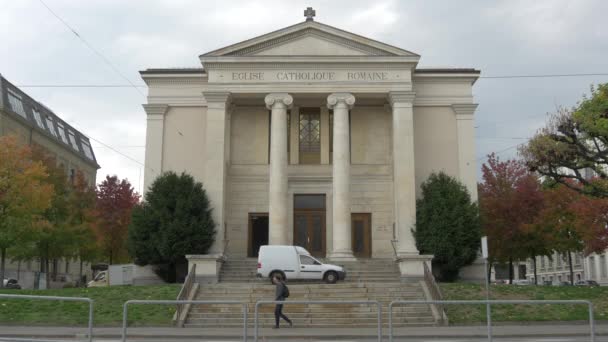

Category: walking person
[272, 275, 292, 329]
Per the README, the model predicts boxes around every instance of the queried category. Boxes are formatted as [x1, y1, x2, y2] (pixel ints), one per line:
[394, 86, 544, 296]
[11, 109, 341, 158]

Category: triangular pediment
[201, 21, 419, 58]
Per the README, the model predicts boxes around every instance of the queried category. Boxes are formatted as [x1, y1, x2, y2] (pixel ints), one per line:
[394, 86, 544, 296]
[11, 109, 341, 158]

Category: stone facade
[140, 18, 479, 278]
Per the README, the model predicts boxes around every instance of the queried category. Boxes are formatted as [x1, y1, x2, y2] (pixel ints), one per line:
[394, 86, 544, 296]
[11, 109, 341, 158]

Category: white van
[257, 245, 346, 284]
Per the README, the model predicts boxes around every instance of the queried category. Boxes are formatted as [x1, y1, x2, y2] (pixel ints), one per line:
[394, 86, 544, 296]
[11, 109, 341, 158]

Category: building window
[601, 255, 607, 279]
[80, 138, 94, 160]
[56, 122, 69, 144]
[589, 256, 596, 279]
[7, 89, 26, 118]
[32, 108, 44, 128]
[540, 256, 545, 268]
[45, 116, 58, 137]
[299, 108, 321, 164]
[67, 130, 79, 151]
[575, 253, 581, 265]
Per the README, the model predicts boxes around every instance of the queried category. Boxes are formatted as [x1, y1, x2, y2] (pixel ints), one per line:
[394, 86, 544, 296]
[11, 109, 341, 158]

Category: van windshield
[300, 255, 322, 265]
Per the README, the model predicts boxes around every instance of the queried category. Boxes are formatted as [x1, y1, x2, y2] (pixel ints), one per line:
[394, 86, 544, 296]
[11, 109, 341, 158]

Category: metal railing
[390, 239, 398, 258]
[0, 294, 94, 342]
[422, 262, 446, 323]
[254, 300, 382, 342]
[388, 299, 595, 342]
[122, 299, 247, 342]
[175, 263, 197, 326]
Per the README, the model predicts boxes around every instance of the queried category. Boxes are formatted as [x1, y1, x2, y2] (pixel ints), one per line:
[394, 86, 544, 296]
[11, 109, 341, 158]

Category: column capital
[452, 103, 478, 118]
[202, 92, 232, 108]
[327, 93, 355, 110]
[265, 93, 293, 110]
[142, 104, 169, 117]
[388, 91, 415, 108]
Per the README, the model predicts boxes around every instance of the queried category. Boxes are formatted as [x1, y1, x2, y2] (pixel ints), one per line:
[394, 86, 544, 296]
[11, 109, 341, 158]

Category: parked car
[512, 279, 531, 286]
[576, 280, 600, 287]
[2, 278, 21, 289]
[257, 245, 346, 284]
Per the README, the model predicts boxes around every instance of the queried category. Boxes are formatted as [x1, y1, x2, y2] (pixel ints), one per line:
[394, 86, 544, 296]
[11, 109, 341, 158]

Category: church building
[140, 9, 479, 278]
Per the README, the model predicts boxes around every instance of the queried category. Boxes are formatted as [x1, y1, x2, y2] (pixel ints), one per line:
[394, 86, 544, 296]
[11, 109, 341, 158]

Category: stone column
[202, 92, 231, 255]
[390, 92, 433, 278]
[142, 104, 168, 194]
[266, 93, 293, 245]
[452, 104, 479, 201]
[389, 91, 418, 256]
[327, 93, 355, 260]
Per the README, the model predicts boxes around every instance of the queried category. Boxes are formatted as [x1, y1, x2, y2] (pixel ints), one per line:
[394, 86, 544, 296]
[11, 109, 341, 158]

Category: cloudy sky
[1, 0, 607, 193]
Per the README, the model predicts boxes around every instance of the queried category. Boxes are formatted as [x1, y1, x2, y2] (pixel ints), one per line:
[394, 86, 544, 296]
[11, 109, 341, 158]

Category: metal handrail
[389, 299, 595, 342]
[122, 300, 248, 342]
[422, 262, 446, 323]
[390, 239, 398, 258]
[254, 300, 382, 342]
[0, 294, 94, 342]
[175, 263, 196, 326]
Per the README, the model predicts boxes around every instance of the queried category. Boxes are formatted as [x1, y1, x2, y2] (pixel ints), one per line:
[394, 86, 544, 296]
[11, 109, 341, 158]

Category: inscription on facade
[219, 70, 403, 83]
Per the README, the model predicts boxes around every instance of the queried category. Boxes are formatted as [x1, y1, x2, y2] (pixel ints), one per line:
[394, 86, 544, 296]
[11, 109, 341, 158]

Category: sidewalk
[0, 323, 605, 339]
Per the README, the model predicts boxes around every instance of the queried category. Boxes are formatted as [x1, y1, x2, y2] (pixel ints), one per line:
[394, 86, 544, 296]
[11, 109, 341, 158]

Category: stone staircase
[185, 282, 436, 328]
[183, 258, 439, 328]
[219, 257, 403, 283]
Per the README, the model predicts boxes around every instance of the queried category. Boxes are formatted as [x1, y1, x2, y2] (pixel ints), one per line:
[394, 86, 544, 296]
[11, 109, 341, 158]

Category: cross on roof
[304, 7, 316, 21]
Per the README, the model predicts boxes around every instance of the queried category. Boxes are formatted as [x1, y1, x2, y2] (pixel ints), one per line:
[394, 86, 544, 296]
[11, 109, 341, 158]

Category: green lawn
[0, 285, 180, 326]
[2, 283, 607, 326]
[440, 283, 608, 324]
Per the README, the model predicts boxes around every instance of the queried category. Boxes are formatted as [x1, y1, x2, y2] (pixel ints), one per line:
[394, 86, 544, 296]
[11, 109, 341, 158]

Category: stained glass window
[299, 112, 320, 153]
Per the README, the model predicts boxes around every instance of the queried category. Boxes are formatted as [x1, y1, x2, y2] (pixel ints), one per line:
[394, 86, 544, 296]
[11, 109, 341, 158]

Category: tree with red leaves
[531, 183, 608, 284]
[478, 153, 545, 283]
[94, 176, 139, 264]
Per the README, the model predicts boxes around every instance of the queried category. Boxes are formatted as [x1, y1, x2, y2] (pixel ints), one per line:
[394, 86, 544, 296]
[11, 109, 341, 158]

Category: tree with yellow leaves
[0, 135, 53, 288]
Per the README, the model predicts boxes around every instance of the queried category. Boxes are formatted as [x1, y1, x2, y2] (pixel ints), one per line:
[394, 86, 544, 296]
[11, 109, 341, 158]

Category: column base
[328, 250, 357, 262]
[186, 254, 226, 284]
[395, 253, 434, 280]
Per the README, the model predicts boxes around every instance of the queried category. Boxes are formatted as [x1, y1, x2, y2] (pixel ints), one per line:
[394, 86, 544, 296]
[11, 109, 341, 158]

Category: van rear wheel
[269, 271, 285, 284]
[324, 271, 338, 284]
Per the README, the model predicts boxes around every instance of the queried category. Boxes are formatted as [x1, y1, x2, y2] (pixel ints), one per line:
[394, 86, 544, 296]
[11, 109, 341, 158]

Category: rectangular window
[7, 89, 26, 118]
[294, 194, 326, 210]
[56, 122, 69, 144]
[45, 116, 58, 137]
[601, 255, 607, 279]
[80, 138, 94, 160]
[32, 108, 44, 128]
[589, 256, 596, 279]
[7, 89, 27, 119]
[67, 130, 79, 151]
[299, 108, 321, 164]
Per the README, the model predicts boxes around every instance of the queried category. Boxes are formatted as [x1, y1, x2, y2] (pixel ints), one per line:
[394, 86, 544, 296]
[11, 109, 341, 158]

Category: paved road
[1, 338, 607, 342]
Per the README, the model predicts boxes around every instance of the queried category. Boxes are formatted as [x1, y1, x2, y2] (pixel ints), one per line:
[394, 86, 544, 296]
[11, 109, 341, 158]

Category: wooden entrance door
[293, 195, 326, 257]
[294, 211, 326, 257]
[352, 213, 371, 258]
[248, 213, 268, 258]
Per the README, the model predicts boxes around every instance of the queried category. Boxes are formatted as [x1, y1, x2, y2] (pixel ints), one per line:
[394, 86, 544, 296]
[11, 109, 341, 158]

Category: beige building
[0, 74, 99, 287]
[140, 13, 480, 278]
[526, 251, 608, 285]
